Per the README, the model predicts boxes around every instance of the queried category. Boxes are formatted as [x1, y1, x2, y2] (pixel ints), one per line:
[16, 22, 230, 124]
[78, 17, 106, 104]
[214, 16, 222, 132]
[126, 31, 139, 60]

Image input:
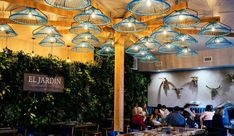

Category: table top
[0, 128, 18, 134]
[51, 121, 97, 128]
[118, 127, 205, 136]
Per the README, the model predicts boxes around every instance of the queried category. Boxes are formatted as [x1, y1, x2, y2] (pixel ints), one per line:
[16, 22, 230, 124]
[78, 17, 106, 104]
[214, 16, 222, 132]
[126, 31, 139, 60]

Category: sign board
[23, 73, 64, 92]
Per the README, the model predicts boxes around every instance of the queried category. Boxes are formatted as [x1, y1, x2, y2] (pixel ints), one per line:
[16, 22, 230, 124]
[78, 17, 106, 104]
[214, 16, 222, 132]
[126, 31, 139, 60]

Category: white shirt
[160, 109, 170, 119]
[200, 111, 215, 121]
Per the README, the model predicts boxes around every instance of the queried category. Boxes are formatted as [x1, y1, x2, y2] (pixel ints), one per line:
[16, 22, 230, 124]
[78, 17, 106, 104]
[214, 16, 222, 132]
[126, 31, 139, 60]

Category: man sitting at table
[165, 106, 186, 127]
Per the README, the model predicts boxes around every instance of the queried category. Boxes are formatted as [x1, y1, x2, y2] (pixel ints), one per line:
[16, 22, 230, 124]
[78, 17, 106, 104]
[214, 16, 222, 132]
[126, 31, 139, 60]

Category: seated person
[200, 105, 214, 129]
[150, 108, 162, 126]
[211, 107, 226, 136]
[130, 107, 145, 131]
[160, 105, 170, 119]
[165, 106, 186, 127]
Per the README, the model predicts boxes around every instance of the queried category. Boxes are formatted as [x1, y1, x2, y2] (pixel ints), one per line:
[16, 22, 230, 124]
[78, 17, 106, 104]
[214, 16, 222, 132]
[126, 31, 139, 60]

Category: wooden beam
[114, 32, 125, 132]
[0, 18, 73, 27]
[92, 0, 112, 20]
[1, 0, 78, 18]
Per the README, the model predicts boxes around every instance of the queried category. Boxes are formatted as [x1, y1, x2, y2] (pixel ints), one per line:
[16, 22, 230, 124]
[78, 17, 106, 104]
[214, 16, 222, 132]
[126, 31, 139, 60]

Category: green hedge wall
[0, 48, 151, 128]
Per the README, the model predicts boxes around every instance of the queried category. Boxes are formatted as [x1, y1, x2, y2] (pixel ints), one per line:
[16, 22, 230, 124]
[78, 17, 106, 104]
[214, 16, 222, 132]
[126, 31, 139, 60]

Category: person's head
[205, 105, 213, 112]
[162, 105, 167, 111]
[154, 108, 159, 114]
[143, 103, 147, 109]
[173, 106, 180, 112]
[184, 103, 191, 109]
[215, 107, 224, 116]
[157, 104, 162, 109]
[137, 107, 143, 115]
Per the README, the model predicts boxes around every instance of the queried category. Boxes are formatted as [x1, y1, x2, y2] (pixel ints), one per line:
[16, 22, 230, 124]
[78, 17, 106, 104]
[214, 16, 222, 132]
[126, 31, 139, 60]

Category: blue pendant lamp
[70, 22, 101, 35]
[164, 8, 200, 28]
[138, 36, 161, 49]
[99, 39, 114, 48]
[133, 49, 150, 58]
[205, 36, 233, 48]
[112, 16, 147, 33]
[0, 24, 17, 37]
[74, 7, 111, 25]
[139, 54, 159, 63]
[151, 26, 179, 43]
[33, 25, 62, 37]
[127, 0, 170, 16]
[44, 0, 91, 10]
[172, 33, 197, 46]
[125, 43, 147, 55]
[71, 42, 94, 53]
[176, 47, 198, 57]
[199, 22, 231, 36]
[39, 36, 64, 47]
[97, 45, 115, 56]
[9, 7, 48, 25]
[72, 32, 99, 44]
[158, 42, 181, 54]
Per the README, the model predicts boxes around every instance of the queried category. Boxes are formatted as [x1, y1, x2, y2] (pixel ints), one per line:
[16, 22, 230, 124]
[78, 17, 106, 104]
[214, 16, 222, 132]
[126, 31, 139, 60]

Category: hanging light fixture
[139, 54, 159, 63]
[164, 8, 200, 28]
[31, 37, 36, 57]
[151, 26, 179, 43]
[133, 49, 150, 58]
[44, 0, 91, 10]
[39, 36, 64, 55]
[137, 36, 161, 49]
[125, 43, 147, 55]
[66, 45, 71, 63]
[127, 0, 171, 16]
[71, 42, 94, 53]
[0, 24, 17, 37]
[205, 36, 233, 48]
[70, 22, 101, 35]
[33, 25, 62, 38]
[199, 22, 231, 36]
[97, 45, 115, 56]
[172, 33, 197, 46]
[113, 16, 147, 33]
[72, 32, 99, 44]
[176, 46, 198, 57]
[9, 7, 48, 25]
[74, 7, 111, 25]
[99, 39, 114, 48]
[158, 42, 182, 54]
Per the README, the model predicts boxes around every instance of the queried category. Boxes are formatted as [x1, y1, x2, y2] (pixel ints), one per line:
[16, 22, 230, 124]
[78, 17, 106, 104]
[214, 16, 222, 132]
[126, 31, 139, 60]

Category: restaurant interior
[0, 0, 234, 136]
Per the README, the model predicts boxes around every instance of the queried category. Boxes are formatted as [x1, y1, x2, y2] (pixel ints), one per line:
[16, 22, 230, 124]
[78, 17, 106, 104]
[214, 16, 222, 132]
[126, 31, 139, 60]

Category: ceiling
[0, 0, 234, 53]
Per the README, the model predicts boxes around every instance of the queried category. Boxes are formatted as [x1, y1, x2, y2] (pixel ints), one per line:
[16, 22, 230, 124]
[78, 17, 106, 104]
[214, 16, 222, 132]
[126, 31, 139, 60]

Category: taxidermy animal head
[226, 74, 234, 83]
[172, 88, 183, 99]
[190, 76, 198, 87]
[206, 85, 221, 100]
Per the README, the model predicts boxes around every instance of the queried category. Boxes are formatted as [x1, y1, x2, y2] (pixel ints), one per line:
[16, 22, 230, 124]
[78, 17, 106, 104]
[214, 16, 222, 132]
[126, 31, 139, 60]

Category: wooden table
[117, 127, 205, 136]
[0, 128, 18, 135]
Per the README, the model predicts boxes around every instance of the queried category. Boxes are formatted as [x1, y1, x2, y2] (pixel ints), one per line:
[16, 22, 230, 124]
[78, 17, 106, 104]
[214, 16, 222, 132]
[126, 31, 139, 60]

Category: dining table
[117, 127, 205, 136]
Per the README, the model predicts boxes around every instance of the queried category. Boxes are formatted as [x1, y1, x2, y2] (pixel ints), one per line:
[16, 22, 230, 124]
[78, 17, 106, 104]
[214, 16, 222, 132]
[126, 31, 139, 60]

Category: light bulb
[31, 51, 35, 57]
[66, 57, 71, 63]
[166, 44, 171, 49]
[134, 46, 139, 51]
[216, 39, 220, 43]
[91, 12, 96, 18]
[105, 48, 110, 52]
[179, 14, 184, 21]
[163, 30, 167, 35]
[181, 37, 185, 42]
[28, 12, 33, 18]
[141, 51, 145, 55]
[0, 27, 5, 31]
[48, 28, 52, 34]
[111, 41, 114, 45]
[81, 43, 85, 47]
[84, 25, 88, 30]
[211, 27, 215, 32]
[127, 22, 132, 27]
[183, 48, 188, 53]
[146, 0, 151, 7]
[85, 36, 88, 40]
[50, 37, 55, 42]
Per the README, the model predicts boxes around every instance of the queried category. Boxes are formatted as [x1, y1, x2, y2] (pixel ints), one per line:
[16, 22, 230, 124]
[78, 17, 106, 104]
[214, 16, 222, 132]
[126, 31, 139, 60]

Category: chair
[85, 124, 102, 136]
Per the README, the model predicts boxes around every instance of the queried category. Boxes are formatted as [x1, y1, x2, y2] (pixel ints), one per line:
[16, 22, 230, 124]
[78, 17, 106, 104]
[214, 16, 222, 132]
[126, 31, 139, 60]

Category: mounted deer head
[206, 85, 221, 100]
[190, 76, 198, 87]
[226, 74, 234, 83]
[172, 88, 183, 99]
[159, 78, 170, 92]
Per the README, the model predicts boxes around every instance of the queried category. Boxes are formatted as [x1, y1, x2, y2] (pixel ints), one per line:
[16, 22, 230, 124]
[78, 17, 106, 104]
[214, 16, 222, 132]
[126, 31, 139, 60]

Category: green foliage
[0, 48, 150, 127]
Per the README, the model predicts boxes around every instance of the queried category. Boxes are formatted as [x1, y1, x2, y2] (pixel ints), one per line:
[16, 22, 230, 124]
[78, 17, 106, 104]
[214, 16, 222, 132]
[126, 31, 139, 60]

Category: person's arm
[200, 112, 205, 127]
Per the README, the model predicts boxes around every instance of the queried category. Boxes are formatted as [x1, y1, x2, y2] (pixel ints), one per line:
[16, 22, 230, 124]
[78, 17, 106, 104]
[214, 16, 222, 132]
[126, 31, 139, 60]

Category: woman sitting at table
[200, 105, 215, 129]
[130, 107, 145, 131]
[150, 108, 162, 126]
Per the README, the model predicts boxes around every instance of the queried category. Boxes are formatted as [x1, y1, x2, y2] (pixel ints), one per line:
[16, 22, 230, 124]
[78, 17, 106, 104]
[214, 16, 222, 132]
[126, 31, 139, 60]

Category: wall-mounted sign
[23, 73, 64, 92]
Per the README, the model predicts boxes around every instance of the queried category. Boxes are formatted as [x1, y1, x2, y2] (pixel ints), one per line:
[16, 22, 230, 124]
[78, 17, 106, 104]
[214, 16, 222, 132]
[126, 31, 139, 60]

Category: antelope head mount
[190, 76, 198, 87]
[172, 88, 183, 99]
[226, 74, 234, 83]
[160, 77, 170, 91]
[206, 85, 221, 100]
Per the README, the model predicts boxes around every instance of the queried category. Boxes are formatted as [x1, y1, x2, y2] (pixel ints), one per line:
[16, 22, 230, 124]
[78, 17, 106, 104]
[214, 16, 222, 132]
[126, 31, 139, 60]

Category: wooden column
[114, 33, 124, 132]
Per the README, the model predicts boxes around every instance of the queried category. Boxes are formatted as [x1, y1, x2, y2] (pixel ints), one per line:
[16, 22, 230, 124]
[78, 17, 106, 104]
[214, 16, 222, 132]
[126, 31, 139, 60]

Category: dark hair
[205, 105, 213, 111]
[162, 105, 167, 109]
[184, 103, 191, 108]
[157, 104, 162, 109]
[174, 106, 180, 112]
